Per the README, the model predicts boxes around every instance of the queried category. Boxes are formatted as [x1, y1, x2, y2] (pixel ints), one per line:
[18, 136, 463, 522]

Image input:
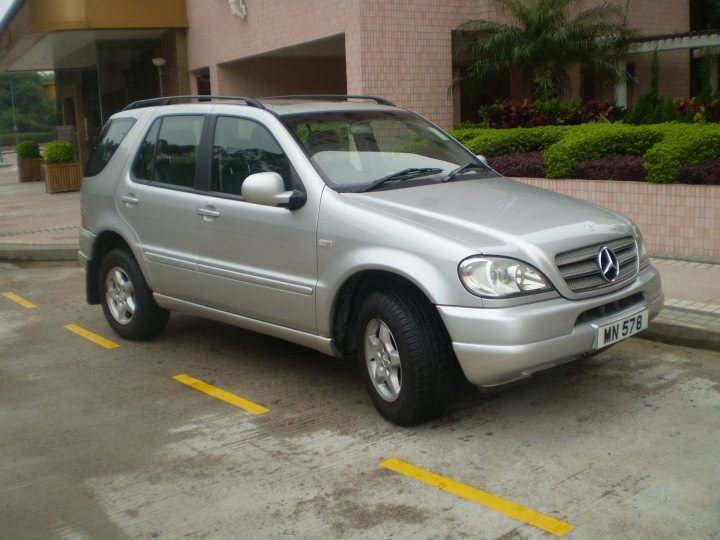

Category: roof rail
[122, 95, 265, 111]
[263, 94, 396, 107]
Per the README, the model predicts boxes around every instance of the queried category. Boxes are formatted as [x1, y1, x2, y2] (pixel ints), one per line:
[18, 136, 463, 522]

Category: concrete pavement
[1, 150, 718, 351]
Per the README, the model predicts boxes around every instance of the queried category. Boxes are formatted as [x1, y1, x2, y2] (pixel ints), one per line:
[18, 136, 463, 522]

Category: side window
[211, 116, 292, 196]
[133, 115, 205, 188]
[134, 119, 160, 180]
[85, 117, 136, 177]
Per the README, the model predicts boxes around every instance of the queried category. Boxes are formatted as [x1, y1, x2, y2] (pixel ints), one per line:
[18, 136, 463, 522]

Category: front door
[195, 115, 318, 333]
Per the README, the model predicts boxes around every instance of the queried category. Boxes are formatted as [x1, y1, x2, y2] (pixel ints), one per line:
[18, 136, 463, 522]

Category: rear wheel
[99, 249, 169, 340]
[356, 289, 454, 426]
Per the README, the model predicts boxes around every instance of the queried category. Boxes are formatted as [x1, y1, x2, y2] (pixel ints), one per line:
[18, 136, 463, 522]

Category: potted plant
[16, 140, 43, 182]
[43, 140, 82, 193]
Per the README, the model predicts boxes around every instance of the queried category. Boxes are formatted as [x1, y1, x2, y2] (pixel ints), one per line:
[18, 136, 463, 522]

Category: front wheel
[356, 289, 454, 426]
[99, 249, 169, 340]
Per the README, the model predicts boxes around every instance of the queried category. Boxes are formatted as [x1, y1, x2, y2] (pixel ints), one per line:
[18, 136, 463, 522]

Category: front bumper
[438, 266, 663, 387]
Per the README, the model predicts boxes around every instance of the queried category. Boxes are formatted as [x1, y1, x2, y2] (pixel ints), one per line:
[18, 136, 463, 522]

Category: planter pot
[43, 162, 83, 193]
[17, 157, 43, 182]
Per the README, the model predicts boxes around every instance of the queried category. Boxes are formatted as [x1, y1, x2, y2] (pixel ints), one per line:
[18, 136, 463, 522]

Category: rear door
[116, 114, 206, 302]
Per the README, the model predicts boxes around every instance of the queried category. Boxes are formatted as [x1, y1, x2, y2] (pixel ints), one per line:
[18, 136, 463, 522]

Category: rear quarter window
[85, 118, 136, 177]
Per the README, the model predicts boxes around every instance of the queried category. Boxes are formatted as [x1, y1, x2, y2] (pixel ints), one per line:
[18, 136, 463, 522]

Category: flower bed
[454, 123, 720, 184]
[572, 155, 647, 182]
[487, 152, 545, 178]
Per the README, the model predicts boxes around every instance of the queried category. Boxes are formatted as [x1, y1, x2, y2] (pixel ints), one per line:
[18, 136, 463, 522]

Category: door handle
[196, 207, 221, 220]
[120, 194, 139, 206]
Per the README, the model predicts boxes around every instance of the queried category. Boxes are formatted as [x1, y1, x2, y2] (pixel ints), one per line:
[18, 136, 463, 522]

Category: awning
[630, 29, 720, 54]
[0, 0, 187, 72]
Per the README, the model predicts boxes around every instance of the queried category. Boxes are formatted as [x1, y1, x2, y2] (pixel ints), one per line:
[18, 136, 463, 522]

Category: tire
[98, 249, 169, 340]
[356, 289, 454, 426]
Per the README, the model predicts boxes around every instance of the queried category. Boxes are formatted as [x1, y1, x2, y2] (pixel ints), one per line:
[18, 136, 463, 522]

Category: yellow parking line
[63, 324, 120, 350]
[2, 292, 37, 309]
[172, 374, 270, 415]
[380, 458, 574, 537]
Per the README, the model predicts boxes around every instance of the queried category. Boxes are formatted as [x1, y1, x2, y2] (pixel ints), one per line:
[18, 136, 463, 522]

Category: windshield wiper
[361, 168, 443, 192]
[443, 162, 487, 183]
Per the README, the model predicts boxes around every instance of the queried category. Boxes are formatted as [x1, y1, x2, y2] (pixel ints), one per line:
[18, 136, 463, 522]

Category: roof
[261, 97, 398, 116]
[120, 95, 400, 116]
[630, 29, 720, 53]
[634, 29, 720, 43]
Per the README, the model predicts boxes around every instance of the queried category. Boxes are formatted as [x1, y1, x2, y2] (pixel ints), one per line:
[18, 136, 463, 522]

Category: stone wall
[516, 178, 720, 259]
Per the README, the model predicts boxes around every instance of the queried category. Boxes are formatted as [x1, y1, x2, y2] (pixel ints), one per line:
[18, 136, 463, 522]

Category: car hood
[342, 177, 633, 261]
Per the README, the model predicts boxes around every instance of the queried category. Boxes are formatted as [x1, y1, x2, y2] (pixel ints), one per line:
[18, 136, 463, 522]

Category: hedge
[488, 152, 545, 178]
[543, 124, 665, 179]
[461, 125, 569, 157]
[644, 125, 720, 183]
[572, 155, 647, 182]
[450, 123, 720, 183]
[0, 132, 53, 147]
[678, 158, 720, 185]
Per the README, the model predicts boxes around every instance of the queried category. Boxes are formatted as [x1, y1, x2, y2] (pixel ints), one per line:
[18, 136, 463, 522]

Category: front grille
[575, 293, 645, 325]
[556, 237, 638, 293]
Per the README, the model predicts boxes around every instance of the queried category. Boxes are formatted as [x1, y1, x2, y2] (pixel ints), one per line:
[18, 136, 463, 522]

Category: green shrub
[451, 127, 488, 144]
[43, 140, 75, 164]
[624, 51, 689, 125]
[460, 125, 569, 157]
[624, 95, 683, 125]
[544, 124, 665, 178]
[0, 131, 52, 147]
[15, 140, 40, 159]
[530, 99, 582, 125]
[644, 124, 720, 183]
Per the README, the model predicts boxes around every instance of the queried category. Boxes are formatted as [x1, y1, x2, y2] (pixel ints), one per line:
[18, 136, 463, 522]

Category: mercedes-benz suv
[79, 95, 664, 425]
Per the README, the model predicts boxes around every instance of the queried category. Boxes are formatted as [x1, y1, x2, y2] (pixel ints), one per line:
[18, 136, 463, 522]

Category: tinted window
[133, 115, 205, 188]
[211, 116, 292, 196]
[85, 118, 136, 177]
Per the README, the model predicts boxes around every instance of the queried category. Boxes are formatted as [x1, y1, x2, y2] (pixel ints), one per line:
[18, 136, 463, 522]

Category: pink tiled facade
[516, 179, 720, 258]
[186, 0, 691, 130]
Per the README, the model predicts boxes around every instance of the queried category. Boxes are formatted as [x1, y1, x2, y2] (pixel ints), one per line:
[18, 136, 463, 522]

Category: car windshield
[281, 110, 496, 191]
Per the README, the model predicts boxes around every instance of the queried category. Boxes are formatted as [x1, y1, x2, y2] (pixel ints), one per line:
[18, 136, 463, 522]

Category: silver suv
[80, 95, 663, 425]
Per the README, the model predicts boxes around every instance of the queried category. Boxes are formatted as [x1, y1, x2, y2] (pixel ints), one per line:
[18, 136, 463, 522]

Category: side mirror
[476, 154, 488, 164]
[241, 172, 306, 210]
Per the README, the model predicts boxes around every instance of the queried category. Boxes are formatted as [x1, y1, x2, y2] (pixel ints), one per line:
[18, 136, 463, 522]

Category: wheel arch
[330, 270, 452, 358]
[85, 231, 135, 304]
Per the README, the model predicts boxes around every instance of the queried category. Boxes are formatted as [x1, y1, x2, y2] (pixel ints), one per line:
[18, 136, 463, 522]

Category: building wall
[217, 56, 346, 96]
[186, 0, 355, 91]
[348, 1, 495, 129]
[627, 51, 692, 103]
[186, 0, 691, 129]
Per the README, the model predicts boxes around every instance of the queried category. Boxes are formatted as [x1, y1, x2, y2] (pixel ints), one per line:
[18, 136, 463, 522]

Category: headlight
[459, 257, 552, 298]
[633, 225, 648, 263]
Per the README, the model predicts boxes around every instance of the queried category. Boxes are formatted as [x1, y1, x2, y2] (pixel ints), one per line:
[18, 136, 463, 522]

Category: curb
[640, 320, 720, 353]
[0, 243, 78, 261]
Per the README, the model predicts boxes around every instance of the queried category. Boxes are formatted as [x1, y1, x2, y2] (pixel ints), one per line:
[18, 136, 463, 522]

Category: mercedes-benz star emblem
[597, 247, 620, 282]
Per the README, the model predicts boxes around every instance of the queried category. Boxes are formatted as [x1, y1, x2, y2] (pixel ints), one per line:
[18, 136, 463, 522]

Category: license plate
[594, 309, 649, 348]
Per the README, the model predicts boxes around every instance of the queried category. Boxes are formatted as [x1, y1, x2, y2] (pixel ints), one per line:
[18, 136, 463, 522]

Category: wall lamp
[152, 57, 167, 96]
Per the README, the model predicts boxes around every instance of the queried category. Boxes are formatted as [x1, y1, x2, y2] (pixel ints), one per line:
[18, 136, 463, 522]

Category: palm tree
[454, 0, 637, 100]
